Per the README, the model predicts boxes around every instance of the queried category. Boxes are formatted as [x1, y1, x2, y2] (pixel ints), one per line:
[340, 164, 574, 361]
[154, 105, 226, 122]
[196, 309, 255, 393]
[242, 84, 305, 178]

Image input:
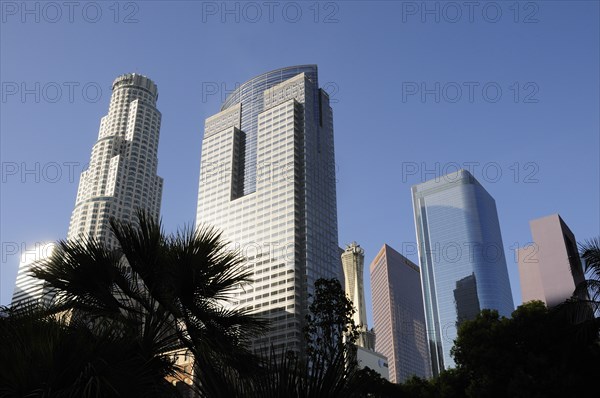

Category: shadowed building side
[454, 273, 480, 324]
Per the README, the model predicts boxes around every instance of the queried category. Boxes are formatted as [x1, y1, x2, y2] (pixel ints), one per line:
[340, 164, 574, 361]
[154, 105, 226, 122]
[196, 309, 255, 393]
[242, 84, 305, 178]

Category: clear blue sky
[1, 1, 599, 327]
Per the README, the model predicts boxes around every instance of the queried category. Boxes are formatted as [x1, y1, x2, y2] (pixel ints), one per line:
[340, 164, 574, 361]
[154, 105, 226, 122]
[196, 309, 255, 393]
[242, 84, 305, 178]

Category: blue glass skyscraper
[412, 169, 514, 375]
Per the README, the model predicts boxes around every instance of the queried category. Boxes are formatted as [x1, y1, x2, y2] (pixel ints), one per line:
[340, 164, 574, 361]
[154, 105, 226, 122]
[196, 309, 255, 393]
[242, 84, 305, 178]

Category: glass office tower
[196, 65, 339, 352]
[412, 169, 514, 374]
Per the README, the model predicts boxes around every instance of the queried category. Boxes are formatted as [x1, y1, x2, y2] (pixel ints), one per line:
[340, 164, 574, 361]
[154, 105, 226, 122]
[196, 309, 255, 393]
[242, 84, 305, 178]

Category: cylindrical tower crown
[112, 73, 158, 100]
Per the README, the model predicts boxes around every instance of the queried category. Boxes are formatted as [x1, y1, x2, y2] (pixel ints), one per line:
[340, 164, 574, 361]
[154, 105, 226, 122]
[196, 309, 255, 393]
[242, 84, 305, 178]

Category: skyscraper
[11, 243, 55, 306]
[12, 73, 164, 308]
[341, 242, 374, 349]
[67, 73, 163, 247]
[412, 169, 514, 374]
[370, 244, 431, 383]
[195, 65, 339, 352]
[517, 214, 585, 307]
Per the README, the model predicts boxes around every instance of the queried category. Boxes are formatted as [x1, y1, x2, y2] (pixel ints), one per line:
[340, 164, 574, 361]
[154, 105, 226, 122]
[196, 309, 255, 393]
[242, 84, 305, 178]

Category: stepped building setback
[67, 73, 163, 247]
[12, 73, 164, 306]
[196, 65, 340, 352]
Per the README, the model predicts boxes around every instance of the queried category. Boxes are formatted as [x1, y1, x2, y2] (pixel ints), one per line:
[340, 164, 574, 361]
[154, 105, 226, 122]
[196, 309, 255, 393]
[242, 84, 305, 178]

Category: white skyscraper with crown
[12, 73, 164, 307]
[67, 73, 163, 247]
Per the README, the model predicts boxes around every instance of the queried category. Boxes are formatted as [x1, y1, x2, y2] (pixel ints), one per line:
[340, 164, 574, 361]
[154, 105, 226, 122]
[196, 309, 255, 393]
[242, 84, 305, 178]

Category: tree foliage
[5, 223, 600, 397]
[1, 211, 266, 397]
[389, 236, 600, 398]
[304, 278, 360, 366]
[196, 277, 384, 397]
[450, 301, 600, 397]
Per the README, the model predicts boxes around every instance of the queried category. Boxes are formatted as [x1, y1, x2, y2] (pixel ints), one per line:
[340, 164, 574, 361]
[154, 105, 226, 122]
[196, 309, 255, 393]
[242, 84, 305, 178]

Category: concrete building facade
[195, 65, 339, 352]
[370, 244, 431, 383]
[11, 243, 55, 306]
[517, 214, 585, 307]
[341, 242, 375, 349]
[12, 73, 164, 307]
[67, 73, 163, 247]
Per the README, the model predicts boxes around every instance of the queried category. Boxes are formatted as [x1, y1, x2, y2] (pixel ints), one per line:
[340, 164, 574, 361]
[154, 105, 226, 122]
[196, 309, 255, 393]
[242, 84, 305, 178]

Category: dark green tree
[563, 237, 600, 336]
[201, 277, 391, 397]
[578, 237, 600, 314]
[387, 237, 600, 398]
[0, 303, 178, 397]
[304, 278, 360, 367]
[450, 301, 600, 397]
[0, 211, 266, 397]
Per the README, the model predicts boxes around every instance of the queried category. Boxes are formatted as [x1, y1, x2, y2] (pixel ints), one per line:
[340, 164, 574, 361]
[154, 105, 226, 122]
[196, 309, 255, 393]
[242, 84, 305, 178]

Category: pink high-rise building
[517, 214, 585, 307]
[370, 244, 431, 383]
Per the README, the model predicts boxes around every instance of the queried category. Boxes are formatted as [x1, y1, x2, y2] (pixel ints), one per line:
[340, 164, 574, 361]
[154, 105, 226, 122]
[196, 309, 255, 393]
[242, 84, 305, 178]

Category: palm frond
[580, 237, 600, 280]
[6, 210, 276, 396]
[32, 237, 136, 317]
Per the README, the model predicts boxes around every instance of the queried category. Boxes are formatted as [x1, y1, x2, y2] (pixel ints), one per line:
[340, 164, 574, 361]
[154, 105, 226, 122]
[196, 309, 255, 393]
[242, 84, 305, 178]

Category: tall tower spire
[341, 242, 367, 328]
[67, 73, 163, 247]
[341, 242, 374, 350]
